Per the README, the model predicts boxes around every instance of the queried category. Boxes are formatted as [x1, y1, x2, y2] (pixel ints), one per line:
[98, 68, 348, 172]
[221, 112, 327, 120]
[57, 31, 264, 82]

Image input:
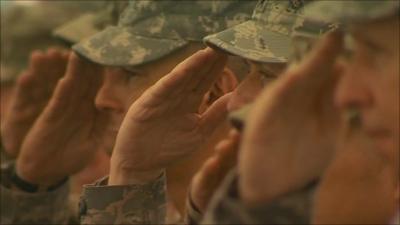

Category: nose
[334, 63, 372, 111]
[94, 73, 125, 114]
[227, 71, 264, 112]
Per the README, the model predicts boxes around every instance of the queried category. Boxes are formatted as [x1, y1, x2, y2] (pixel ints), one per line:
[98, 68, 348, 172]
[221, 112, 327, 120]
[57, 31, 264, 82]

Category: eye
[259, 70, 277, 86]
[123, 67, 141, 77]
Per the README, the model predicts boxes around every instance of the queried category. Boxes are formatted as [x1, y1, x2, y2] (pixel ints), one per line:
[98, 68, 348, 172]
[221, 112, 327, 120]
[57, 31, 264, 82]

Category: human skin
[16, 52, 103, 185]
[314, 17, 399, 224]
[1, 48, 69, 158]
[189, 60, 286, 212]
[108, 48, 234, 185]
[93, 44, 237, 215]
[238, 32, 343, 205]
[0, 84, 14, 126]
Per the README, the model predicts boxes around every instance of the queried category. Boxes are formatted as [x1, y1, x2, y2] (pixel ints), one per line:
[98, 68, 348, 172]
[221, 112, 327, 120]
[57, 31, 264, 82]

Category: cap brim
[204, 20, 290, 64]
[53, 14, 100, 45]
[72, 26, 188, 67]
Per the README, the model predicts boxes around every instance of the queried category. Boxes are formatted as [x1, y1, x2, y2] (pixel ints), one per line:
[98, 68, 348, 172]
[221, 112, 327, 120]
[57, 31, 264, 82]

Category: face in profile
[334, 17, 399, 167]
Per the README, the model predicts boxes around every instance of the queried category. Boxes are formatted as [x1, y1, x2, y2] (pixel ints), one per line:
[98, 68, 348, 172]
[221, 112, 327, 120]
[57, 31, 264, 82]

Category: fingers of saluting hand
[283, 31, 343, 93]
[145, 48, 227, 108]
[43, 53, 102, 120]
[200, 92, 232, 136]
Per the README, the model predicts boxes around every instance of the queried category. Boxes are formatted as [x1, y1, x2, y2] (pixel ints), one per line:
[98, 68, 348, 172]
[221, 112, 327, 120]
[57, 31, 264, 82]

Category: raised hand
[1, 48, 69, 157]
[238, 32, 344, 205]
[109, 48, 232, 185]
[16, 53, 104, 186]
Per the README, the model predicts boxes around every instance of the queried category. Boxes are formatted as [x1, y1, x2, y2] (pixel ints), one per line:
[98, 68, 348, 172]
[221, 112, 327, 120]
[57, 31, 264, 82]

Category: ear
[207, 67, 238, 104]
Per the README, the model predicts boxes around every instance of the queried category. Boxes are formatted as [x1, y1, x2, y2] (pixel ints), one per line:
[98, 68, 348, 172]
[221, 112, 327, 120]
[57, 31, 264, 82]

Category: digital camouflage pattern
[204, 0, 335, 64]
[201, 169, 317, 225]
[79, 174, 166, 224]
[0, 1, 101, 84]
[305, 0, 400, 23]
[1, 163, 70, 224]
[73, 0, 256, 67]
[53, 1, 127, 45]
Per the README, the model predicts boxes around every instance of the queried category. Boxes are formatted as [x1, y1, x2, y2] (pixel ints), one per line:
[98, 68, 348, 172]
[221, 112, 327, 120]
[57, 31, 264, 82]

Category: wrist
[15, 160, 63, 186]
[12, 163, 68, 192]
[109, 163, 163, 185]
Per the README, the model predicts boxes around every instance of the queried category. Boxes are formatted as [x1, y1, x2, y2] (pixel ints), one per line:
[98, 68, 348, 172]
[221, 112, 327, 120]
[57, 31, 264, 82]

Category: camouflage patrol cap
[305, 0, 400, 23]
[204, 0, 335, 63]
[53, 1, 127, 45]
[72, 0, 256, 67]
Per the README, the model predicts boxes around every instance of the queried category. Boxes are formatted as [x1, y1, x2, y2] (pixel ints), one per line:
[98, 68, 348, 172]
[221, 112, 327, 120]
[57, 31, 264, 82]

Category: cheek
[376, 63, 399, 134]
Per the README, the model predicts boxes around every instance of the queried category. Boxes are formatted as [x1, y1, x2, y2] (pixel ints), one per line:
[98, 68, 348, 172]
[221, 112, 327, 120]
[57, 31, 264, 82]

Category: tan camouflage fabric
[1, 163, 70, 225]
[204, 0, 335, 63]
[53, 1, 127, 45]
[201, 168, 316, 225]
[73, 0, 256, 67]
[0, 1, 100, 84]
[305, 0, 400, 23]
[80, 174, 166, 224]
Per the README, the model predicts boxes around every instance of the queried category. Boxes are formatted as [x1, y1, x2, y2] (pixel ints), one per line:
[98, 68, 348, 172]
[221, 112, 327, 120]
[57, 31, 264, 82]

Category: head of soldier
[71, 0, 255, 152]
[204, 0, 334, 129]
[306, 1, 400, 170]
[1, 1, 98, 123]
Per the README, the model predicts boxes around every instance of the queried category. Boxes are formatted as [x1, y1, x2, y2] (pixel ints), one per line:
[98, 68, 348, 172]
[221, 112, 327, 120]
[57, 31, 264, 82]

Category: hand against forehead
[239, 32, 343, 205]
[1, 48, 69, 158]
[313, 127, 398, 224]
[16, 53, 103, 186]
[109, 48, 232, 184]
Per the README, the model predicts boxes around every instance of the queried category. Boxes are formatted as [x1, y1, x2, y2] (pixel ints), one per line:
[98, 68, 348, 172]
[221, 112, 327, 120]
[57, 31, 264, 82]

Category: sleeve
[1, 163, 70, 225]
[79, 173, 167, 225]
[201, 169, 317, 225]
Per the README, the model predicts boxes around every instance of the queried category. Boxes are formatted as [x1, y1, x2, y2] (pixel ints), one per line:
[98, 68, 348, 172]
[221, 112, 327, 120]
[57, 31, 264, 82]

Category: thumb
[200, 92, 232, 135]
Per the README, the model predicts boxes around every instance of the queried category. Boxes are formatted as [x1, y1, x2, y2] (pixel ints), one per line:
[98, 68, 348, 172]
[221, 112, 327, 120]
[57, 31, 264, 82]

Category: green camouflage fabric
[73, 0, 256, 67]
[80, 174, 166, 224]
[0, 1, 100, 84]
[305, 0, 400, 24]
[204, 0, 336, 63]
[201, 168, 317, 225]
[1, 163, 70, 225]
[53, 1, 126, 45]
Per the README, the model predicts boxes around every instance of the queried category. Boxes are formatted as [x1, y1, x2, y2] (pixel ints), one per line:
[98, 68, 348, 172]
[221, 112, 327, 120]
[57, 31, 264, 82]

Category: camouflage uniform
[73, 1, 256, 224]
[197, 1, 400, 225]
[0, 1, 102, 164]
[0, 2, 111, 225]
[185, 1, 334, 224]
[0, 1, 256, 224]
